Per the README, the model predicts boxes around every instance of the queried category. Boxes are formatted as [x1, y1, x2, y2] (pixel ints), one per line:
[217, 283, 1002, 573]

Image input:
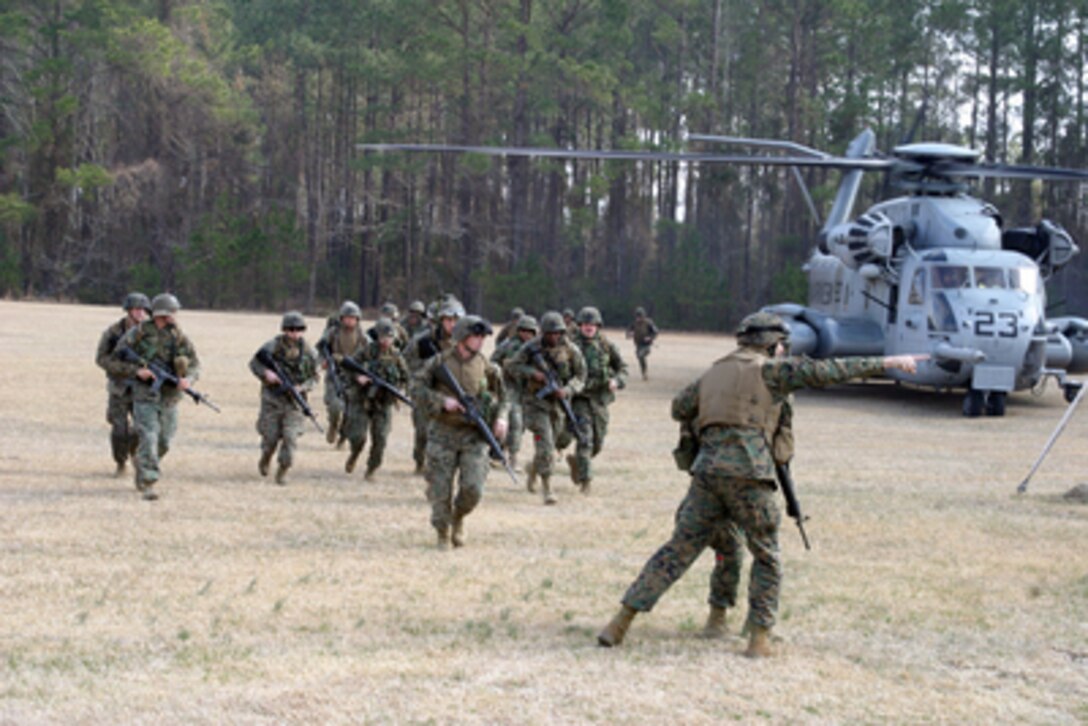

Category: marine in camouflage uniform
[490, 314, 539, 473]
[417, 315, 508, 549]
[95, 292, 151, 476]
[344, 318, 411, 480]
[400, 300, 429, 341]
[598, 311, 923, 656]
[506, 311, 586, 505]
[495, 307, 525, 346]
[319, 301, 367, 445]
[250, 312, 319, 485]
[562, 308, 577, 340]
[560, 306, 627, 493]
[368, 302, 410, 351]
[405, 299, 463, 473]
[626, 306, 659, 380]
[111, 293, 201, 501]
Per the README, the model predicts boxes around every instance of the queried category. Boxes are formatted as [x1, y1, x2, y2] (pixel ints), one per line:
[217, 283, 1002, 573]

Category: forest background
[2, 0, 1088, 329]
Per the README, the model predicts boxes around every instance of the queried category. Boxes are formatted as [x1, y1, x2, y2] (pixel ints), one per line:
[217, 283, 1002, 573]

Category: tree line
[2, 0, 1087, 329]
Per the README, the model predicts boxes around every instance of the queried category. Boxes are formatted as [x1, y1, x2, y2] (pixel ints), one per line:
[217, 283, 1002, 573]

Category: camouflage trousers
[132, 398, 178, 488]
[709, 522, 745, 609]
[621, 473, 783, 629]
[504, 400, 524, 457]
[344, 397, 393, 472]
[555, 396, 609, 484]
[257, 391, 307, 469]
[523, 404, 562, 478]
[411, 389, 429, 468]
[106, 389, 138, 465]
[635, 344, 652, 376]
[425, 420, 489, 531]
[324, 375, 346, 433]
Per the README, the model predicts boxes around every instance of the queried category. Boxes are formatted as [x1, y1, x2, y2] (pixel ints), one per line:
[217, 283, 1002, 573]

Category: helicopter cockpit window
[974, 267, 1007, 289]
[928, 292, 958, 333]
[931, 265, 969, 290]
[1010, 267, 1040, 295]
[908, 268, 925, 305]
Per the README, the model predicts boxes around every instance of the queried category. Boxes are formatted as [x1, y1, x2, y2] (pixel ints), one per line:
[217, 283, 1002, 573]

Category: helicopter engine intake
[825, 212, 894, 270]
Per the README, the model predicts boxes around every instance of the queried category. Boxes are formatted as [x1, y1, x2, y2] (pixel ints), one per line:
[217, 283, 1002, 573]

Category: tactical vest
[333, 325, 366, 357]
[435, 349, 491, 427]
[695, 348, 781, 442]
[580, 334, 613, 391]
[271, 335, 314, 382]
[525, 341, 576, 396]
[631, 318, 655, 344]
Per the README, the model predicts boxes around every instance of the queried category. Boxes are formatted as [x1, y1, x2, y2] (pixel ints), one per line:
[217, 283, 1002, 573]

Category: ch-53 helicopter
[360, 127, 1088, 416]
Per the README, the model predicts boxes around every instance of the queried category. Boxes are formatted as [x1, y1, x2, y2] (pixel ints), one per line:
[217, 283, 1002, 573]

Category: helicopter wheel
[962, 389, 985, 417]
[985, 391, 1007, 417]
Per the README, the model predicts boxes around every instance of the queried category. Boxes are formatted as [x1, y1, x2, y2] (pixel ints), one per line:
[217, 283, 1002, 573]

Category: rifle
[1017, 381, 1087, 494]
[341, 356, 415, 409]
[435, 362, 518, 486]
[255, 348, 323, 433]
[528, 346, 588, 448]
[118, 346, 220, 413]
[775, 463, 811, 550]
[315, 339, 346, 405]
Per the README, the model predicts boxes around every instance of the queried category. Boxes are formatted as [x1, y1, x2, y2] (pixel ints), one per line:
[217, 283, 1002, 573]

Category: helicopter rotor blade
[357, 142, 894, 171]
[685, 134, 830, 159]
[941, 162, 1088, 182]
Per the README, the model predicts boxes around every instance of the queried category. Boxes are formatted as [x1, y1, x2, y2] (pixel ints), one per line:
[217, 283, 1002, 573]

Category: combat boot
[541, 476, 557, 505]
[364, 465, 377, 482]
[435, 526, 451, 551]
[258, 448, 274, 477]
[597, 604, 638, 647]
[326, 417, 339, 445]
[526, 462, 537, 493]
[451, 516, 465, 548]
[336, 433, 347, 450]
[566, 454, 579, 485]
[579, 478, 592, 495]
[114, 460, 127, 478]
[345, 446, 362, 473]
[414, 461, 425, 476]
[699, 606, 727, 639]
[275, 463, 289, 486]
[744, 625, 773, 658]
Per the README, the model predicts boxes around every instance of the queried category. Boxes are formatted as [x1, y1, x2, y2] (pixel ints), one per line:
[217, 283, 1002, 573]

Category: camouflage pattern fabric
[318, 321, 367, 434]
[566, 330, 627, 483]
[344, 339, 409, 472]
[250, 335, 319, 470]
[505, 337, 585, 479]
[424, 420, 490, 531]
[112, 320, 201, 491]
[628, 316, 658, 377]
[407, 327, 454, 468]
[96, 317, 138, 465]
[490, 336, 529, 459]
[618, 351, 887, 630]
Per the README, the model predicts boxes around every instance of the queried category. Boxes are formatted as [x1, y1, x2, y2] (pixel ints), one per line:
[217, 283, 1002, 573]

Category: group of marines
[96, 291, 921, 657]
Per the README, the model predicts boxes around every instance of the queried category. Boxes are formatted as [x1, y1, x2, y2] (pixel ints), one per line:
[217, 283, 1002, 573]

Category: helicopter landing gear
[963, 389, 985, 417]
[963, 389, 1008, 417]
[1064, 380, 1084, 404]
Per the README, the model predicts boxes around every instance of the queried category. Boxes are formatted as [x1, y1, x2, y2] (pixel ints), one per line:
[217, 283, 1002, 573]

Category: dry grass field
[1, 300, 1086, 724]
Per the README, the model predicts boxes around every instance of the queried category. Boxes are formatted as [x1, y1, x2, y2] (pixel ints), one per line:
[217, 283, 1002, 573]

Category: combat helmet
[281, 311, 307, 331]
[577, 306, 603, 326]
[380, 302, 399, 318]
[510, 306, 525, 319]
[634, 306, 646, 317]
[123, 292, 151, 312]
[516, 315, 540, 333]
[736, 311, 790, 347]
[339, 301, 362, 319]
[408, 300, 426, 315]
[150, 293, 181, 317]
[540, 311, 566, 334]
[438, 299, 466, 319]
[452, 315, 493, 342]
[373, 317, 396, 339]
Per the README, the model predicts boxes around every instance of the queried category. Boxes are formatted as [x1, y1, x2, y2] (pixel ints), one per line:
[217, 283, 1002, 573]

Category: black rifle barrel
[435, 362, 517, 486]
[776, 463, 811, 550]
[118, 346, 220, 413]
[256, 349, 322, 433]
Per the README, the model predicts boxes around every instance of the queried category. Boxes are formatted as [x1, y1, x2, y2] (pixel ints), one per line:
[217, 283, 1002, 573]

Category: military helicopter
[360, 129, 1088, 416]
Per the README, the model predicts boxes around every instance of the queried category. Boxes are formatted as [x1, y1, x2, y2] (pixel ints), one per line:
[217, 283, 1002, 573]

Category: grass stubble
[0, 300, 1085, 724]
